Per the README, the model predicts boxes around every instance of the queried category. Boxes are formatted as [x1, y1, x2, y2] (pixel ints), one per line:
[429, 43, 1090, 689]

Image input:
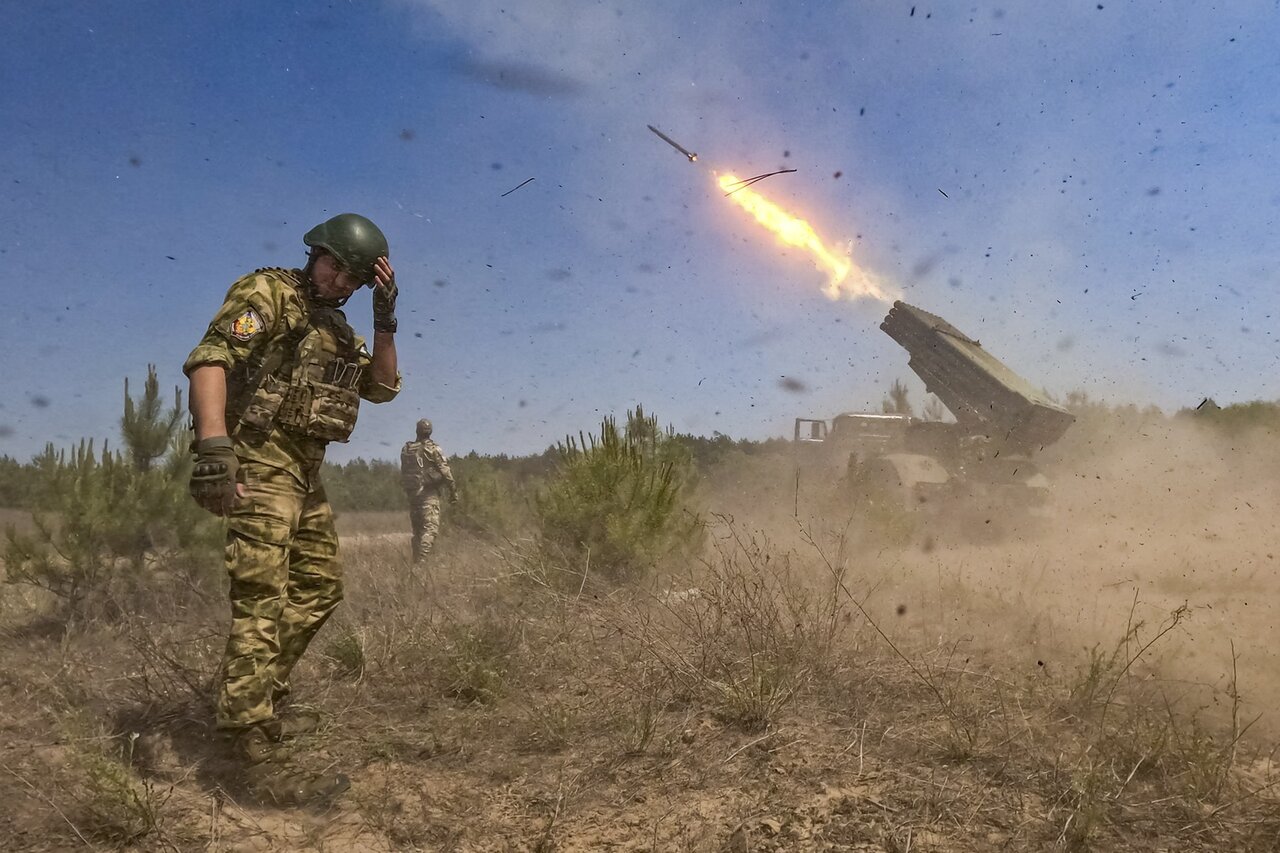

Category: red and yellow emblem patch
[228, 309, 264, 341]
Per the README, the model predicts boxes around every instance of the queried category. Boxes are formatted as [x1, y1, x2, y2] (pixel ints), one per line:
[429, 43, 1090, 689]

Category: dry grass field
[1, 418, 1278, 851]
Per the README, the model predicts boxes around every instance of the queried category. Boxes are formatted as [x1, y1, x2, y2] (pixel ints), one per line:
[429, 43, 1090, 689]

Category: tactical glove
[190, 436, 241, 516]
[373, 275, 398, 334]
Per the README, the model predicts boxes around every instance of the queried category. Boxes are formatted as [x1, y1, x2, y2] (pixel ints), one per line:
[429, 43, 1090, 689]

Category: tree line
[3, 377, 1277, 518]
[0, 427, 789, 513]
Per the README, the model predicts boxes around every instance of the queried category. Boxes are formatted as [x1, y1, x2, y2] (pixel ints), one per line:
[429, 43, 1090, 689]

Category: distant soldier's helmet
[303, 213, 388, 285]
[416, 418, 433, 439]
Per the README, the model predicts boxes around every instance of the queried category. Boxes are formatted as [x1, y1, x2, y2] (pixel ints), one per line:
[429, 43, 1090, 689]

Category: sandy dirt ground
[2, 416, 1278, 851]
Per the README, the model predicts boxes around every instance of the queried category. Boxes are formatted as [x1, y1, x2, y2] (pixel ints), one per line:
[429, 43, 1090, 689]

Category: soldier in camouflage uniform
[184, 213, 401, 805]
[400, 418, 458, 564]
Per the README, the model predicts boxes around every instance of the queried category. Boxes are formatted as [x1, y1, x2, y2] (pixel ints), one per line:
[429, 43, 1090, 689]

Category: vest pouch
[238, 375, 290, 433]
[277, 383, 312, 433]
[299, 380, 360, 442]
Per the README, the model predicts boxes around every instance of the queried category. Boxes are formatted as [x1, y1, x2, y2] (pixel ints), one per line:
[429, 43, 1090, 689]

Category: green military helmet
[303, 213, 388, 284]
[416, 418, 433, 439]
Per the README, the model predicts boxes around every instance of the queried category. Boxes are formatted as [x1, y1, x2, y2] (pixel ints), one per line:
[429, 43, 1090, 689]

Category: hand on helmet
[372, 256, 397, 334]
[189, 436, 245, 516]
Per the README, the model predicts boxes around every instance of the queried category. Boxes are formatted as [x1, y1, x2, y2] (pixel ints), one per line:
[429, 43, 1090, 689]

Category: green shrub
[534, 406, 702, 583]
[446, 454, 534, 538]
[2, 367, 220, 620]
[73, 733, 172, 845]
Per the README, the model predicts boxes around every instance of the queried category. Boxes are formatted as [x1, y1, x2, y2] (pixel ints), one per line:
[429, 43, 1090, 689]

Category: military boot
[232, 724, 282, 765]
[268, 681, 322, 739]
[233, 725, 350, 807]
[273, 708, 322, 740]
[247, 760, 351, 807]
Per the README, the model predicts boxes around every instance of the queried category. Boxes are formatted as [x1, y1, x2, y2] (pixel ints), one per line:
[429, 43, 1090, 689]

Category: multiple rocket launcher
[880, 301, 1075, 453]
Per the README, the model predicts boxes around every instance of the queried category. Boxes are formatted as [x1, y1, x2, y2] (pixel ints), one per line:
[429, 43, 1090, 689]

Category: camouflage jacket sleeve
[353, 331, 401, 403]
[182, 270, 294, 376]
[430, 444, 457, 490]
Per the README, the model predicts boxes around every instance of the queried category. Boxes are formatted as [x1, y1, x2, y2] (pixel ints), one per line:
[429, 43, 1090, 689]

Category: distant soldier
[400, 418, 458, 564]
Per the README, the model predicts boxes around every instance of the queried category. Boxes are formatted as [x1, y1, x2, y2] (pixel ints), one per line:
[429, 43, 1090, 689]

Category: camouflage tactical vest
[400, 440, 446, 493]
[234, 271, 364, 443]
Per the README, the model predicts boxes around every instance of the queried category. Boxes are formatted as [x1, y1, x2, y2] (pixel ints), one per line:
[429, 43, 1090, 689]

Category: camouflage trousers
[407, 492, 442, 564]
[217, 460, 343, 730]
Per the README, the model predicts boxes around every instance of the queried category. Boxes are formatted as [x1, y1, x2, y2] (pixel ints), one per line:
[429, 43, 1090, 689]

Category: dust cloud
[704, 413, 1280, 736]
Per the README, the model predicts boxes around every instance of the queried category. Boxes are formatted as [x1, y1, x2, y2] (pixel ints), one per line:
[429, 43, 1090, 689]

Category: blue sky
[3, 1, 1279, 463]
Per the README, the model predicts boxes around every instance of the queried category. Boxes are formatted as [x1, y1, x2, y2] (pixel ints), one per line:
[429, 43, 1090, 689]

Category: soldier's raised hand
[372, 256, 397, 333]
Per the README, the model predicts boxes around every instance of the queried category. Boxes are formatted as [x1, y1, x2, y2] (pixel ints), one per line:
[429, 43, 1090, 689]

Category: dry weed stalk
[797, 519, 979, 750]
[122, 617, 220, 711]
[1048, 593, 1274, 849]
[604, 516, 845, 732]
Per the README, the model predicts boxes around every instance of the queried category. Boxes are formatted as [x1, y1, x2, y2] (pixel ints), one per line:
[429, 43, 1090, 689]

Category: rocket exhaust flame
[716, 173, 898, 304]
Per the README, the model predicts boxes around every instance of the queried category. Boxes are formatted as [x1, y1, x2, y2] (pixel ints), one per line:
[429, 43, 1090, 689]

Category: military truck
[796, 301, 1075, 534]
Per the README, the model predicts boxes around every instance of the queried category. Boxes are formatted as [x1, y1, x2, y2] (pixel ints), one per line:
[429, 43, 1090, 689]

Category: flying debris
[646, 124, 698, 162]
[723, 169, 797, 196]
[500, 177, 536, 197]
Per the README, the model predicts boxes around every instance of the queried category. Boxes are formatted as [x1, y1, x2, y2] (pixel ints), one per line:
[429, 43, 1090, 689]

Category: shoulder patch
[228, 308, 265, 341]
